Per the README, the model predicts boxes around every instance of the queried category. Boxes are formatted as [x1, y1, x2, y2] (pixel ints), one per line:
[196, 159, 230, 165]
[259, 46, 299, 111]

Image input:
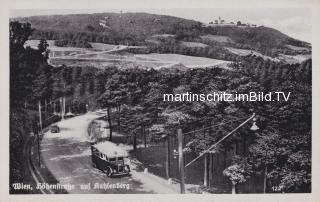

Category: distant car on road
[91, 141, 131, 177]
[65, 112, 75, 118]
[50, 125, 60, 133]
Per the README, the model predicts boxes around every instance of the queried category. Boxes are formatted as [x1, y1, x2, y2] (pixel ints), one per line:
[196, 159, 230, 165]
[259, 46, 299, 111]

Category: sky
[10, 8, 312, 42]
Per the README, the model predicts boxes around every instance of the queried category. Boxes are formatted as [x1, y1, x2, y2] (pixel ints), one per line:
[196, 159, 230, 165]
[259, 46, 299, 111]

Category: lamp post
[185, 113, 258, 168]
[177, 128, 185, 194]
[178, 113, 259, 194]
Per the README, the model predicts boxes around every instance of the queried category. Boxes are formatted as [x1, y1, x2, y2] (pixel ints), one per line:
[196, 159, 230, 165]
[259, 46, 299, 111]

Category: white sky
[10, 8, 312, 42]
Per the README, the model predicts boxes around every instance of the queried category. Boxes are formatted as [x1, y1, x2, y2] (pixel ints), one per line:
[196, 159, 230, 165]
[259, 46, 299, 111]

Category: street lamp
[185, 113, 259, 168]
[176, 113, 259, 194]
[250, 114, 259, 131]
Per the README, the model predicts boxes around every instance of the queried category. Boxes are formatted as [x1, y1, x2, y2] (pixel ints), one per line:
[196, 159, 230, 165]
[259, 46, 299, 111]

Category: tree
[37, 39, 49, 60]
[223, 155, 253, 193]
[222, 56, 311, 193]
[89, 78, 95, 94]
[97, 84, 121, 141]
[10, 21, 53, 193]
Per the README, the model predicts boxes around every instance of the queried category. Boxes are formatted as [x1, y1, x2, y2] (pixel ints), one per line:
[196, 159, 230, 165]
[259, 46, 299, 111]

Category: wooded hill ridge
[12, 12, 311, 58]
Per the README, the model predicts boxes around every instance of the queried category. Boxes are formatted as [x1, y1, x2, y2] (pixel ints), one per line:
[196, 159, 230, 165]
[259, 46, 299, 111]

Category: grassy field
[49, 56, 169, 69]
[151, 34, 175, 38]
[90, 43, 117, 51]
[134, 54, 231, 68]
[181, 41, 208, 48]
[278, 54, 311, 64]
[226, 47, 310, 63]
[145, 39, 161, 45]
[225, 47, 253, 56]
[226, 47, 278, 62]
[285, 44, 310, 51]
[27, 40, 231, 69]
[200, 35, 234, 44]
[49, 50, 231, 69]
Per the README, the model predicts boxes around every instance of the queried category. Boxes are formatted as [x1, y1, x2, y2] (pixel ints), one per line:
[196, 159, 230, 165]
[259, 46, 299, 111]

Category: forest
[10, 20, 311, 193]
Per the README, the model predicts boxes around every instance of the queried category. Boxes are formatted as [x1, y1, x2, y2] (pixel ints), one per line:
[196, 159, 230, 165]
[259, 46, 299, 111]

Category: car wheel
[124, 165, 131, 173]
[105, 167, 112, 177]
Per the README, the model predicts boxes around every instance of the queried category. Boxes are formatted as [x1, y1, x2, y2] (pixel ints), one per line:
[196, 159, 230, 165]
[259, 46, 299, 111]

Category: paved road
[40, 112, 178, 194]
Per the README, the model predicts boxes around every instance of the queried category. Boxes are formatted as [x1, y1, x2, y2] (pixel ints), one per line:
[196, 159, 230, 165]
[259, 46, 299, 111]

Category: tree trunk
[263, 166, 268, 193]
[117, 105, 121, 133]
[133, 133, 137, 151]
[45, 99, 47, 117]
[208, 153, 213, 186]
[243, 134, 247, 155]
[232, 183, 236, 194]
[203, 125, 205, 138]
[107, 107, 113, 141]
[143, 126, 147, 148]
[204, 153, 208, 186]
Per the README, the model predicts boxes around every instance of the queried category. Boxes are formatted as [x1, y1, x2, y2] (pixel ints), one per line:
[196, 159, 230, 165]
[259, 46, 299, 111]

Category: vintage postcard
[1, 0, 320, 201]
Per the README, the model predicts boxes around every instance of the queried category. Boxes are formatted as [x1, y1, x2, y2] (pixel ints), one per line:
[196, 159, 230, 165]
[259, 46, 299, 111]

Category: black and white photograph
[6, 0, 316, 198]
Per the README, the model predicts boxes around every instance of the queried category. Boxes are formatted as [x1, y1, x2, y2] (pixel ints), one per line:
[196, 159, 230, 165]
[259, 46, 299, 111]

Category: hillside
[14, 12, 201, 45]
[12, 12, 311, 60]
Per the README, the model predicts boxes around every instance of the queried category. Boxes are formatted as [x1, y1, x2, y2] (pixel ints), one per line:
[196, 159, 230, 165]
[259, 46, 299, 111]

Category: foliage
[10, 21, 51, 192]
[54, 38, 92, 48]
[223, 56, 311, 192]
[223, 156, 253, 185]
[94, 55, 311, 192]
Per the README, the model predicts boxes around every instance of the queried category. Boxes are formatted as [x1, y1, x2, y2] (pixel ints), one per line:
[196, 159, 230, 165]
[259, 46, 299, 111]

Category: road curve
[25, 137, 53, 194]
[40, 112, 178, 194]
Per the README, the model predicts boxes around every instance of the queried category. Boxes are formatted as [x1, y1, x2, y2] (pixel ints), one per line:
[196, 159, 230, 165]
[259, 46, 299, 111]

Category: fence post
[178, 128, 185, 194]
[165, 135, 171, 179]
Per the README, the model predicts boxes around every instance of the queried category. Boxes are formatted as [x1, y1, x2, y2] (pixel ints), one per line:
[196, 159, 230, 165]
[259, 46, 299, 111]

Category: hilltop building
[206, 17, 257, 28]
[99, 17, 110, 28]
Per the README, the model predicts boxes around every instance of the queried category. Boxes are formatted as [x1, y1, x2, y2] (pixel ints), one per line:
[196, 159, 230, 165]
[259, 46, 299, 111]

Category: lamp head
[250, 113, 259, 131]
[250, 121, 259, 131]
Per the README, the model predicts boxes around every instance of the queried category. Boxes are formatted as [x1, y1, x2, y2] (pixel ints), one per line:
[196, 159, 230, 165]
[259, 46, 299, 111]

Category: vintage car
[91, 141, 131, 177]
[50, 125, 60, 133]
